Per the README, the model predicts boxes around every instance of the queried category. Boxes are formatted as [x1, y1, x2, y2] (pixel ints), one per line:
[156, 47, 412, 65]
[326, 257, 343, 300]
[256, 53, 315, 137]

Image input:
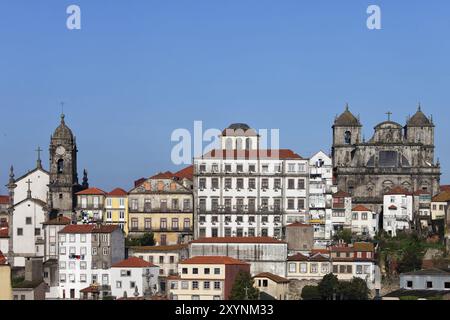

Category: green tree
[229, 271, 259, 300]
[301, 285, 321, 300]
[139, 232, 155, 246]
[333, 229, 352, 244]
[397, 247, 422, 273]
[318, 273, 339, 300]
[342, 277, 370, 300]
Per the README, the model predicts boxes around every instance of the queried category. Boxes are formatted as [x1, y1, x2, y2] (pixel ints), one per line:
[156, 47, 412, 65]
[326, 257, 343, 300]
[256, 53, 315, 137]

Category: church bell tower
[48, 113, 79, 216]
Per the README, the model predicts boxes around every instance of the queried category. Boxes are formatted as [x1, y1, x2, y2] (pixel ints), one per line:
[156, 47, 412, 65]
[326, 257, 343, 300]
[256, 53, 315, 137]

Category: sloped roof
[0, 227, 8, 238]
[111, 257, 157, 268]
[385, 186, 411, 195]
[76, 187, 106, 196]
[42, 216, 71, 225]
[151, 171, 174, 180]
[107, 188, 128, 197]
[59, 224, 119, 234]
[180, 256, 248, 265]
[334, 106, 361, 127]
[190, 237, 285, 244]
[130, 244, 188, 252]
[174, 165, 194, 181]
[407, 107, 433, 127]
[0, 195, 9, 205]
[389, 205, 398, 210]
[402, 268, 450, 276]
[333, 190, 351, 198]
[352, 205, 371, 212]
[432, 191, 450, 202]
[254, 272, 289, 284]
[0, 251, 8, 265]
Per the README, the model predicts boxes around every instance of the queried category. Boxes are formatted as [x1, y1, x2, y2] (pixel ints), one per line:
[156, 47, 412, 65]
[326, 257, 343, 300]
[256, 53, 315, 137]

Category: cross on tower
[35, 146, 42, 161]
[386, 111, 392, 121]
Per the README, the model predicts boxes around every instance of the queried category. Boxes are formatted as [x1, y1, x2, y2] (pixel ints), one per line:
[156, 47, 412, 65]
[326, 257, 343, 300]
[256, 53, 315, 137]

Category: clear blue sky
[0, 0, 449, 193]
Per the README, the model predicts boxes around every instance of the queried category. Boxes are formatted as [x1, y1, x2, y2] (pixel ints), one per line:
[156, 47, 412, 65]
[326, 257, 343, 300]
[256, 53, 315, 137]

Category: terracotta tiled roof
[352, 205, 371, 212]
[385, 186, 411, 195]
[43, 216, 71, 225]
[200, 149, 303, 160]
[432, 191, 450, 203]
[333, 190, 351, 198]
[134, 178, 146, 188]
[112, 257, 157, 268]
[0, 195, 9, 205]
[80, 285, 100, 293]
[59, 224, 120, 234]
[0, 251, 7, 265]
[254, 272, 289, 284]
[353, 242, 374, 252]
[107, 188, 128, 197]
[180, 256, 249, 265]
[0, 227, 8, 238]
[389, 205, 398, 210]
[174, 165, 194, 181]
[287, 253, 309, 261]
[190, 237, 285, 244]
[130, 244, 188, 252]
[334, 107, 361, 127]
[151, 171, 174, 180]
[286, 222, 311, 228]
[413, 190, 431, 196]
[441, 185, 450, 192]
[76, 187, 106, 196]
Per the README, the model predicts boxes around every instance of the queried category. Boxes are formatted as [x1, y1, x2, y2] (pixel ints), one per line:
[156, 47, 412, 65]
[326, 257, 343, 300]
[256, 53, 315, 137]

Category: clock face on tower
[56, 146, 66, 156]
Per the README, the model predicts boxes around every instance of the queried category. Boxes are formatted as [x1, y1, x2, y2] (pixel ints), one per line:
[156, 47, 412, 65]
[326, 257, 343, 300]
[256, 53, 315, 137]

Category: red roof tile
[440, 185, 450, 192]
[174, 165, 194, 181]
[333, 190, 351, 198]
[201, 149, 303, 160]
[385, 186, 411, 195]
[112, 257, 157, 268]
[43, 216, 72, 225]
[352, 205, 371, 212]
[190, 237, 285, 244]
[76, 188, 106, 196]
[0, 195, 9, 205]
[0, 251, 7, 265]
[134, 178, 146, 188]
[432, 191, 450, 202]
[287, 253, 309, 261]
[0, 227, 8, 238]
[80, 285, 100, 293]
[107, 188, 128, 197]
[151, 171, 174, 180]
[59, 224, 120, 234]
[181, 256, 248, 265]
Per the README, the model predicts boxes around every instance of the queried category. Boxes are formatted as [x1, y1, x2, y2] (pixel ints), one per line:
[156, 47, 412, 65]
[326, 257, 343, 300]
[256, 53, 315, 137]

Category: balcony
[129, 207, 192, 213]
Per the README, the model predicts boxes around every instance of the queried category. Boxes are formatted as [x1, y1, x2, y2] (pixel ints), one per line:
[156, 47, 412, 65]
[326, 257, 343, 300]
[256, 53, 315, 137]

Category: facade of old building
[332, 105, 441, 220]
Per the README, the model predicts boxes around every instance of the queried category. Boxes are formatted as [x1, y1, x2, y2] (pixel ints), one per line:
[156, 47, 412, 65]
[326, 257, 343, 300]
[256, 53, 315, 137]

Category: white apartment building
[194, 123, 309, 240]
[58, 224, 124, 299]
[308, 151, 335, 242]
[110, 257, 160, 299]
[383, 187, 414, 237]
[329, 191, 352, 238]
[351, 205, 378, 239]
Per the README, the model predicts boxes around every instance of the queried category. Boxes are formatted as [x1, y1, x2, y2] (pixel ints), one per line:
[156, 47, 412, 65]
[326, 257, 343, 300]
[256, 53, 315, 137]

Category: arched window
[245, 138, 252, 150]
[57, 159, 64, 174]
[236, 138, 243, 150]
[344, 131, 352, 144]
[225, 138, 233, 150]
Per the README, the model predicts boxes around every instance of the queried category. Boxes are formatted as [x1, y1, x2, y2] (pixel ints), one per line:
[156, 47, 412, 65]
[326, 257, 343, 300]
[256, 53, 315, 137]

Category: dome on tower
[52, 114, 74, 141]
[407, 106, 433, 127]
[334, 105, 361, 127]
[222, 123, 257, 136]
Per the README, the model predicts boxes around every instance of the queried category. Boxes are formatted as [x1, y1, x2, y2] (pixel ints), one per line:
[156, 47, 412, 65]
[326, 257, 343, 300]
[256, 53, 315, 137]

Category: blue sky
[0, 0, 449, 193]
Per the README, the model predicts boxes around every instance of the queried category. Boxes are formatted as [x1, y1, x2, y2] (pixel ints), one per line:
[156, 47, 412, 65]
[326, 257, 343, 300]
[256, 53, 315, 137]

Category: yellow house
[128, 171, 193, 246]
[287, 252, 331, 281]
[431, 191, 450, 220]
[105, 188, 129, 235]
[253, 272, 289, 300]
[0, 251, 12, 300]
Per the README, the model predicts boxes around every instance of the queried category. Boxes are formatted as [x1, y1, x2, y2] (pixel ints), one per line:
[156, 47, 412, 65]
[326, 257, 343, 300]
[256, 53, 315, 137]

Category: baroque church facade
[332, 105, 441, 214]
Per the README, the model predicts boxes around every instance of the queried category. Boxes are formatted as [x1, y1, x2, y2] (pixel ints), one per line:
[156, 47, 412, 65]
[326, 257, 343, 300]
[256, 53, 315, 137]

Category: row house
[167, 256, 250, 300]
[104, 188, 129, 235]
[75, 188, 107, 223]
[383, 186, 414, 237]
[128, 172, 194, 246]
[351, 205, 378, 239]
[58, 224, 124, 299]
[330, 242, 376, 288]
[194, 123, 309, 240]
[189, 236, 287, 276]
[286, 252, 331, 281]
[253, 272, 289, 300]
[308, 151, 335, 242]
[129, 244, 189, 292]
[414, 190, 432, 231]
[329, 191, 352, 238]
[431, 191, 450, 252]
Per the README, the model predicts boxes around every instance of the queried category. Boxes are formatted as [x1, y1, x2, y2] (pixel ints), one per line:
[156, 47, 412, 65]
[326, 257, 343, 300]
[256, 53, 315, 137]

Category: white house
[383, 186, 414, 237]
[351, 205, 378, 238]
[110, 257, 159, 299]
[308, 151, 335, 243]
[194, 123, 309, 240]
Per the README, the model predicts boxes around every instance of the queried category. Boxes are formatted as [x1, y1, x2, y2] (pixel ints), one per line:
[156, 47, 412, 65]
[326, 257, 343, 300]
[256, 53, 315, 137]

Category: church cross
[26, 179, 32, 190]
[386, 111, 392, 121]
